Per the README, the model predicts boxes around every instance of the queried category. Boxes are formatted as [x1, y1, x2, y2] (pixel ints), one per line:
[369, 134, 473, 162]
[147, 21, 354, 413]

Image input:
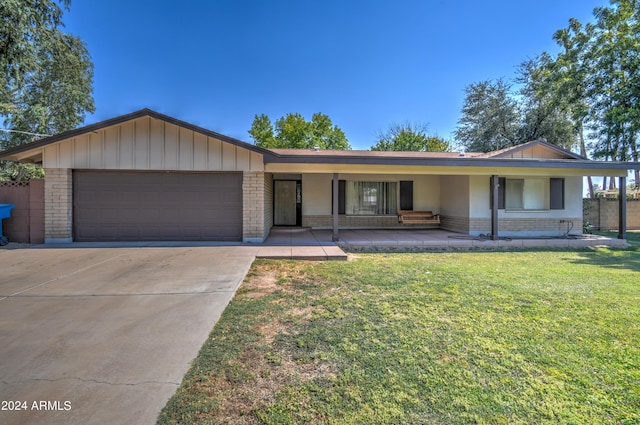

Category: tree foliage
[587, 1, 640, 178]
[1, 0, 94, 180]
[538, 0, 640, 189]
[248, 112, 350, 150]
[455, 0, 640, 192]
[516, 56, 577, 151]
[370, 122, 450, 152]
[454, 79, 520, 152]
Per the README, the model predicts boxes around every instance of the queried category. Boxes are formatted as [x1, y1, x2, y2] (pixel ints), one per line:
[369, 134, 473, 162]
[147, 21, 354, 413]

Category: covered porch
[263, 227, 628, 252]
[265, 140, 639, 243]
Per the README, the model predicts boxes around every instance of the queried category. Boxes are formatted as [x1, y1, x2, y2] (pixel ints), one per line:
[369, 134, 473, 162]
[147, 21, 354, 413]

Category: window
[344, 181, 397, 215]
[505, 179, 524, 209]
[492, 177, 565, 210]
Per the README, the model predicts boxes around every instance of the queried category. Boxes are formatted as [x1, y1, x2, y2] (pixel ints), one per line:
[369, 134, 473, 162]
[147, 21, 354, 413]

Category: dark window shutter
[490, 177, 506, 209]
[550, 178, 565, 209]
[400, 181, 413, 210]
[331, 180, 346, 214]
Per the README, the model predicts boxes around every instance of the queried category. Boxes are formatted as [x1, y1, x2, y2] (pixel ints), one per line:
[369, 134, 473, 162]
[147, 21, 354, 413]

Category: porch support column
[618, 176, 627, 240]
[332, 173, 339, 242]
[490, 174, 499, 241]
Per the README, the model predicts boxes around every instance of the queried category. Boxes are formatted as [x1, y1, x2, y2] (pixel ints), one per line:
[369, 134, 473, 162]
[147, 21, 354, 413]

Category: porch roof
[264, 151, 639, 175]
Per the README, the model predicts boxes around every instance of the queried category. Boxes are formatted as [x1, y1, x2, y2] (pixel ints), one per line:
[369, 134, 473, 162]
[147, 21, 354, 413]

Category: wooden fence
[0, 180, 45, 243]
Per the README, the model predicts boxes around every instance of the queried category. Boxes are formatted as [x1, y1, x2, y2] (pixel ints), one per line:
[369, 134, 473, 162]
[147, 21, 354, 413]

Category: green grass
[596, 230, 640, 248]
[158, 245, 640, 424]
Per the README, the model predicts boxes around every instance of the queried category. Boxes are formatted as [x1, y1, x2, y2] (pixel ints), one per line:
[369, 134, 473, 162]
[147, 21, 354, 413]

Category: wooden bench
[398, 210, 440, 225]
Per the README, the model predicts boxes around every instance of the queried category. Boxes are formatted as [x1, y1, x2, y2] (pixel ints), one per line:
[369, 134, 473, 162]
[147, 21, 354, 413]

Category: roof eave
[264, 154, 640, 170]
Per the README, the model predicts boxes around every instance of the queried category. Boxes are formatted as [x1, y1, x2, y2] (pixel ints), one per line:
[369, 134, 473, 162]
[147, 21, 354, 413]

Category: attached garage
[73, 170, 242, 241]
[0, 109, 273, 243]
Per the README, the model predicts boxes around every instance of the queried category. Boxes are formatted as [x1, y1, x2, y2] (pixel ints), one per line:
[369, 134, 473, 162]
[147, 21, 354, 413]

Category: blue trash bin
[0, 203, 14, 246]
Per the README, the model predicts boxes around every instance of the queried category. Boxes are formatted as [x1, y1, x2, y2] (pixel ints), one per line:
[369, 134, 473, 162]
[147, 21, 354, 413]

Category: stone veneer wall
[242, 171, 267, 242]
[44, 168, 73, 242]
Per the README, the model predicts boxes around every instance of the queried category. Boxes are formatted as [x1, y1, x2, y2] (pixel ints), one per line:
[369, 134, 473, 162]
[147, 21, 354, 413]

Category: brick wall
[264, 173, 273, 236]
[242, 171, 266, 242]
[44, 168, 72, 242]
[440, 215, 470, 233]
[303, 213, 581, 236]
[303, 215, 430, 228]
[469, 217, 582, 236]
[584, 198, 640, 230]
[0, 180, 44, 243]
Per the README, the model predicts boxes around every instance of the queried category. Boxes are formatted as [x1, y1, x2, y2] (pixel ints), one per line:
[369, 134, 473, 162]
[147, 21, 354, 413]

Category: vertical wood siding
[501, 146, 567, 160]
[42, 116, 263, 172]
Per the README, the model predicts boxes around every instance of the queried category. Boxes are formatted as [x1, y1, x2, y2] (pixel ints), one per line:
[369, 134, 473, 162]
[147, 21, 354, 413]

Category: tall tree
[1, 0, 94, 180]
[454, 79, 520, 152]
[248, 112, 350, 150]
[548, 18, 597, 196]
[586, 0, 640, 187]
[516, 56, 577, 151]
[543, 1, 640, 189]
[370, 122, 450, 152]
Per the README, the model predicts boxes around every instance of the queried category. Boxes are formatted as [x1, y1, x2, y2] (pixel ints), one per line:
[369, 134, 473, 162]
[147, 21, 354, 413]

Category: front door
[400, 181, 414, 211]
[274, 180, 301, 226]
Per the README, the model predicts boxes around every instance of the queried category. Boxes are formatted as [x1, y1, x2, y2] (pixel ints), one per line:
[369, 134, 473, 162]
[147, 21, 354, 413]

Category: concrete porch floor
[260, 227, 628, 258]
[14, 228, 627, 262]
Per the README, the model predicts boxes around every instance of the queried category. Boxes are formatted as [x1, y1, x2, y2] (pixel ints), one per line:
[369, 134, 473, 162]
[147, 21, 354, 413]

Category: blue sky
[64, 0, 604, 150]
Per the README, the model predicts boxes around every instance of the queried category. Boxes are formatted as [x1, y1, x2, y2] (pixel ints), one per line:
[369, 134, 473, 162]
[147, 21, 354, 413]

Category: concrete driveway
[0, 246, 257, 425]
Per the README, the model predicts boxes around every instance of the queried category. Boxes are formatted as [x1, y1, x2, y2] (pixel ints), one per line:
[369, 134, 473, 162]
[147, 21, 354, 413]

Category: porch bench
[398, 210, 440, 225]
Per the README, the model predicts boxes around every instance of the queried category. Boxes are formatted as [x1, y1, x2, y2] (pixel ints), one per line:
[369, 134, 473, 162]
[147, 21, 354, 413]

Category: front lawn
[158, 246, 640, 424]
[596, 230, 640, 247]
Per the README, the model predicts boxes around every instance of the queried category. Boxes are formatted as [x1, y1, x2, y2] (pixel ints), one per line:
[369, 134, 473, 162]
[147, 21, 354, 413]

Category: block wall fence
[584, 198, 640, 231]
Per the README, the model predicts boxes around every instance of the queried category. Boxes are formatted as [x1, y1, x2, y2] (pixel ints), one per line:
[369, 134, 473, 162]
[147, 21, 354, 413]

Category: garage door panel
[74, 171, 242, 241]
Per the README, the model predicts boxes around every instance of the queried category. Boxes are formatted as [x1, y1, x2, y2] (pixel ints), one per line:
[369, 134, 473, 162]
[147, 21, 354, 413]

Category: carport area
[0, 246, 257, 425]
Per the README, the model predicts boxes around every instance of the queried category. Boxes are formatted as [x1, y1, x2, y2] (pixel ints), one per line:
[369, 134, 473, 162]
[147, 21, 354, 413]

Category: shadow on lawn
[563, 230, 640, 273]
[568, 245, 640, 273]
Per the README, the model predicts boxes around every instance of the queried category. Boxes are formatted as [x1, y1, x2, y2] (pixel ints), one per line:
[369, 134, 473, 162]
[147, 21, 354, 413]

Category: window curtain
[505, 179, 524, 209]
[345, 181, 397, 215]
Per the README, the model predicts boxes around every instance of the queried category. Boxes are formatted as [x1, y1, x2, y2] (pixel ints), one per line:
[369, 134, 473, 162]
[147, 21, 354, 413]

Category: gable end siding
[41, 117, 264, 172]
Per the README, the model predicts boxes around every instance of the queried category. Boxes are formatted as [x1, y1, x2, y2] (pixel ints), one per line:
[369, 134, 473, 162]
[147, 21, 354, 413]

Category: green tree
[516, 56, 577, 151]
[1, 0, 95, 180]
[454, 79, 520, 153]
[248, 112, 350, 150]
[370, 122, 450, 152]
[587, 0, 640, 187]
[541, 1, 640, 190]
[247, 114, 276, 148]
[548, 19, 597, 196]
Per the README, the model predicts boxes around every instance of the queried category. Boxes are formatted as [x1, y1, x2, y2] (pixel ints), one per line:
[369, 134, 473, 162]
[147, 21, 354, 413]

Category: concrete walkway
[257, 227, 347, 260]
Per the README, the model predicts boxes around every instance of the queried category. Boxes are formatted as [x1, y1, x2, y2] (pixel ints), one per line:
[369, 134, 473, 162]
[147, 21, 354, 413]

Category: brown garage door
[73, 171, 242, 241]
